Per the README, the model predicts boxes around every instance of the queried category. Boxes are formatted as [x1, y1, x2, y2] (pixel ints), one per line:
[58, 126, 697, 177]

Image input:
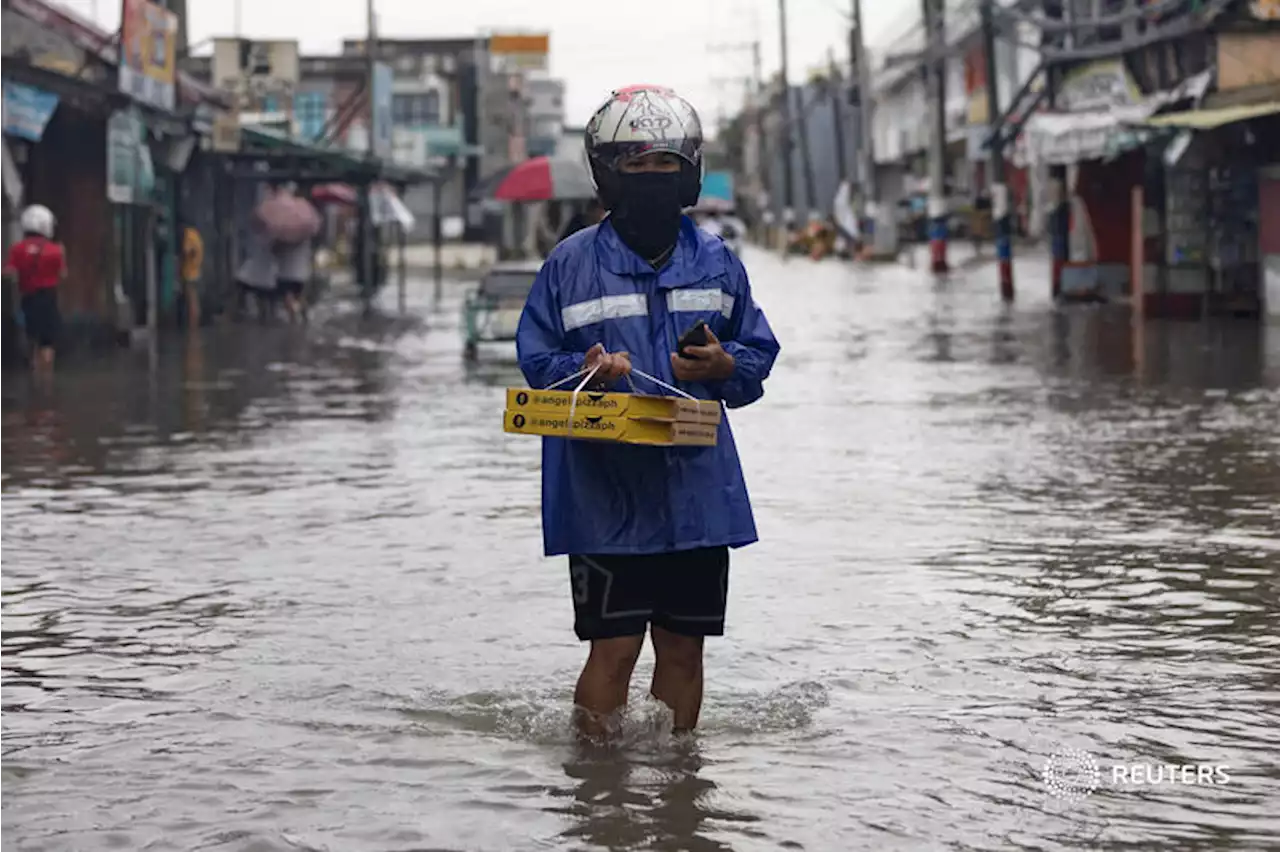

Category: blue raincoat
[516, 216, 781, 557]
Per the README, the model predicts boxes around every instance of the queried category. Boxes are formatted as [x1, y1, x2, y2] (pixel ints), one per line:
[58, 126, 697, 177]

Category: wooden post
[777, 0, 795, 229]
[1131, 184, 1145, 320]
[1131, 183, 1145, 377]
[981, 0, 1013, 300]
[432, 176, 443, 304]
[924, 0, 949, 273]
[397, 220, 407, 314]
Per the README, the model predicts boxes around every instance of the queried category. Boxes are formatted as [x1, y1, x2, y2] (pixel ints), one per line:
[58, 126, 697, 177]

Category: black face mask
[609, 172, 683, 262]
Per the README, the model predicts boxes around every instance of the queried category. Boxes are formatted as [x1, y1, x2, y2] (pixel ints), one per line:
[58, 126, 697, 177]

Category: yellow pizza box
[503, 409, 718, 447]
[505, 388, 722, 425]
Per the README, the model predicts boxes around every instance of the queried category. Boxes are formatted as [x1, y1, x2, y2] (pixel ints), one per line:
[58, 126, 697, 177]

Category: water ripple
[4, 249, 1280, 850]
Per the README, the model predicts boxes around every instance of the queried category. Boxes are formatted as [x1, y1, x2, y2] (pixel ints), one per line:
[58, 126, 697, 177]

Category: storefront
[2, 80, 60, 240]
[3, 78, 63, 362]
[2, 66, 120, 348]
[2, 0, 215, 352]
[1023, 57, 1212, 309]
[1139, 102, 1280, 318]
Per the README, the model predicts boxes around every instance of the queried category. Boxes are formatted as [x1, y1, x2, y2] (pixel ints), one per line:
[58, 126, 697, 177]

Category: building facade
[523, 74, 565, 158]
[342, 38, 483, 240]
[762, 75, 861, 224]
[1018, 0, 1280, 317]
[5, 0, 228, 359]
[867, 3, 1041, 242]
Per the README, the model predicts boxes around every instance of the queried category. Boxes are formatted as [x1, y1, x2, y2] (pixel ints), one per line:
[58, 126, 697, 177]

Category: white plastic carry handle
[540, 359, 696, 440]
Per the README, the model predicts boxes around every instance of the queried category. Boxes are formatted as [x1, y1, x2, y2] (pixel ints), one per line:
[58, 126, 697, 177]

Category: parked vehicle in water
[462, 260, 542, 360]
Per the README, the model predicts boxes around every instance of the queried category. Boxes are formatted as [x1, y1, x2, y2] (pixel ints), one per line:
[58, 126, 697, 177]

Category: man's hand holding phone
[671, 321, 735, 382]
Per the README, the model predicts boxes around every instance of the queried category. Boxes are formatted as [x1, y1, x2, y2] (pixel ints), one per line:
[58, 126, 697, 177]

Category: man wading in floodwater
[517, 85, 780, 739]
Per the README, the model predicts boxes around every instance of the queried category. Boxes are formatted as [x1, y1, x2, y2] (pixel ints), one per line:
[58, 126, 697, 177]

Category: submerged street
[3, 247, 1279, 851]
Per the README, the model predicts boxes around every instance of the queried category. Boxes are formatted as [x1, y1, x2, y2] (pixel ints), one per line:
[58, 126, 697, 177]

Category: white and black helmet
[20, 204, 55, 238]
[583, 85, 704, 209]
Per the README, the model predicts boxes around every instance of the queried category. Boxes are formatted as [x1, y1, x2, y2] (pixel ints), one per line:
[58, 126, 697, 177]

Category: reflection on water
[555, 745, 748, 852]
[3, 253, 1280, 851]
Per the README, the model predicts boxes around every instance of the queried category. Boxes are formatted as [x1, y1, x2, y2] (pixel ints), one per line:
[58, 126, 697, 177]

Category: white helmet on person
[20, 204, 55, 238]
[583, 84, 704, 210]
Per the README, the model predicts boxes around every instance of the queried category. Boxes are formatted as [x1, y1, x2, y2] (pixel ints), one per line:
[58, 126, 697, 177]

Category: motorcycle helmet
[20, 204, 55, 238]
[583, 84, 704, 210]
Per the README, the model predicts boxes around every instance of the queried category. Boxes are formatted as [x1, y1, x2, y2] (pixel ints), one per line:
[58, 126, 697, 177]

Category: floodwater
[3, 246, 1279, 852]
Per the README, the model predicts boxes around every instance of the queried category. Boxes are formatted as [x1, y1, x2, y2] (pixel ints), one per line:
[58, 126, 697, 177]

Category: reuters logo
[1043, 747, 1101, 801]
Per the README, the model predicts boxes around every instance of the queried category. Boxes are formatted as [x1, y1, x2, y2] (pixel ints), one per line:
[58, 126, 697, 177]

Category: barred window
[296, 91, 328, 141]
[392, 92, 441, 126]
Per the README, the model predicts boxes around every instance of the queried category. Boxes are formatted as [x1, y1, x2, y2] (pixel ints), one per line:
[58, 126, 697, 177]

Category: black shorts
[277, 278, 306, 297]
[21, 288, 60, 348]
[568, 546, 729, 641]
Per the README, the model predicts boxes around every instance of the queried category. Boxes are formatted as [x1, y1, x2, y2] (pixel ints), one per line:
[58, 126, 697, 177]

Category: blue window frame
[295, 91, 328, 141]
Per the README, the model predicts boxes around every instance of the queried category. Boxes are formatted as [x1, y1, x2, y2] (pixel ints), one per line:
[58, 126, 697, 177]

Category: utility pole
[162, 0, 187, 56]
[708, 38, 770, 238]
[981, 0, 1013, 300]
[828, 49, 848, 187]
[361, 0, 376, 309]
[777, 0, 795, 237]
[1047, 0, 1071, 300]
[850, 0, 883, 253]
[751, 40, 770, 238]
[923, 0, 948, 273]
[794, 73, 818, 223]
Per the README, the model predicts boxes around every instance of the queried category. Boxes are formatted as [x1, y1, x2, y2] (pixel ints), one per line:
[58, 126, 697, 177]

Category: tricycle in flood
[462, 260, 544, 360]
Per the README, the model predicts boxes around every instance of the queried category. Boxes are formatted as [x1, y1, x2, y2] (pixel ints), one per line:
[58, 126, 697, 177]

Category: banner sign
[119, 0, 177, 112]
[2, 81, 60, 142]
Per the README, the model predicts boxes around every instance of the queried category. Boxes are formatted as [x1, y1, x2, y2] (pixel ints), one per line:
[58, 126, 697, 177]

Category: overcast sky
[60, 0, 929, 128]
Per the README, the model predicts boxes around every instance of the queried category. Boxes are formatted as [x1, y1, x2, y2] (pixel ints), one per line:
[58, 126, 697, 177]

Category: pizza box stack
[502, 387, 721, 447]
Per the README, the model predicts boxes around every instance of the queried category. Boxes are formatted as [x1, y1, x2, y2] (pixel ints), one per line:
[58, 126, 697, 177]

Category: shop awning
[1023, 105, 1161, 166]
[4, 60, 203, 136]
[1142, 100, 1280, 130]
[232, 126, 435, 184]
[1022, 69, 1212, 166]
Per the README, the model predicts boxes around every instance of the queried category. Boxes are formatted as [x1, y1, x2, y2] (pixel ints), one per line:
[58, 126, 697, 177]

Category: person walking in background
[265, 182, 319, 323]
[533, 200, 565, 258]
[180, 218, 204, 329]
[236, 214, 279, 322]
[4, 204, 66, 372]
[556, 197, 605, 244]
[276, 236, 314, 324]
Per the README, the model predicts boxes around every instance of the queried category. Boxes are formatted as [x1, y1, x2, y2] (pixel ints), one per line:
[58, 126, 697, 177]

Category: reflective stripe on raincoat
[516, 215, 781, 557]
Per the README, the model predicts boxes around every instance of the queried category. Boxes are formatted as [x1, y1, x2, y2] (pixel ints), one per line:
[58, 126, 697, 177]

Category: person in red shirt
[4, 204, 67, 371]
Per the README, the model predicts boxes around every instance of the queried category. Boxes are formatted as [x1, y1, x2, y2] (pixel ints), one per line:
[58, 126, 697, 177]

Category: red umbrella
[489, 155, 595, 202]
[311, 183, 358, 206]
[255, 193, 322, 244]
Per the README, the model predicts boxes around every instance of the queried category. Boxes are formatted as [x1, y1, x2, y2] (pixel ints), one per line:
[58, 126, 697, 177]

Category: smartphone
[676, 320, 710, 359]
